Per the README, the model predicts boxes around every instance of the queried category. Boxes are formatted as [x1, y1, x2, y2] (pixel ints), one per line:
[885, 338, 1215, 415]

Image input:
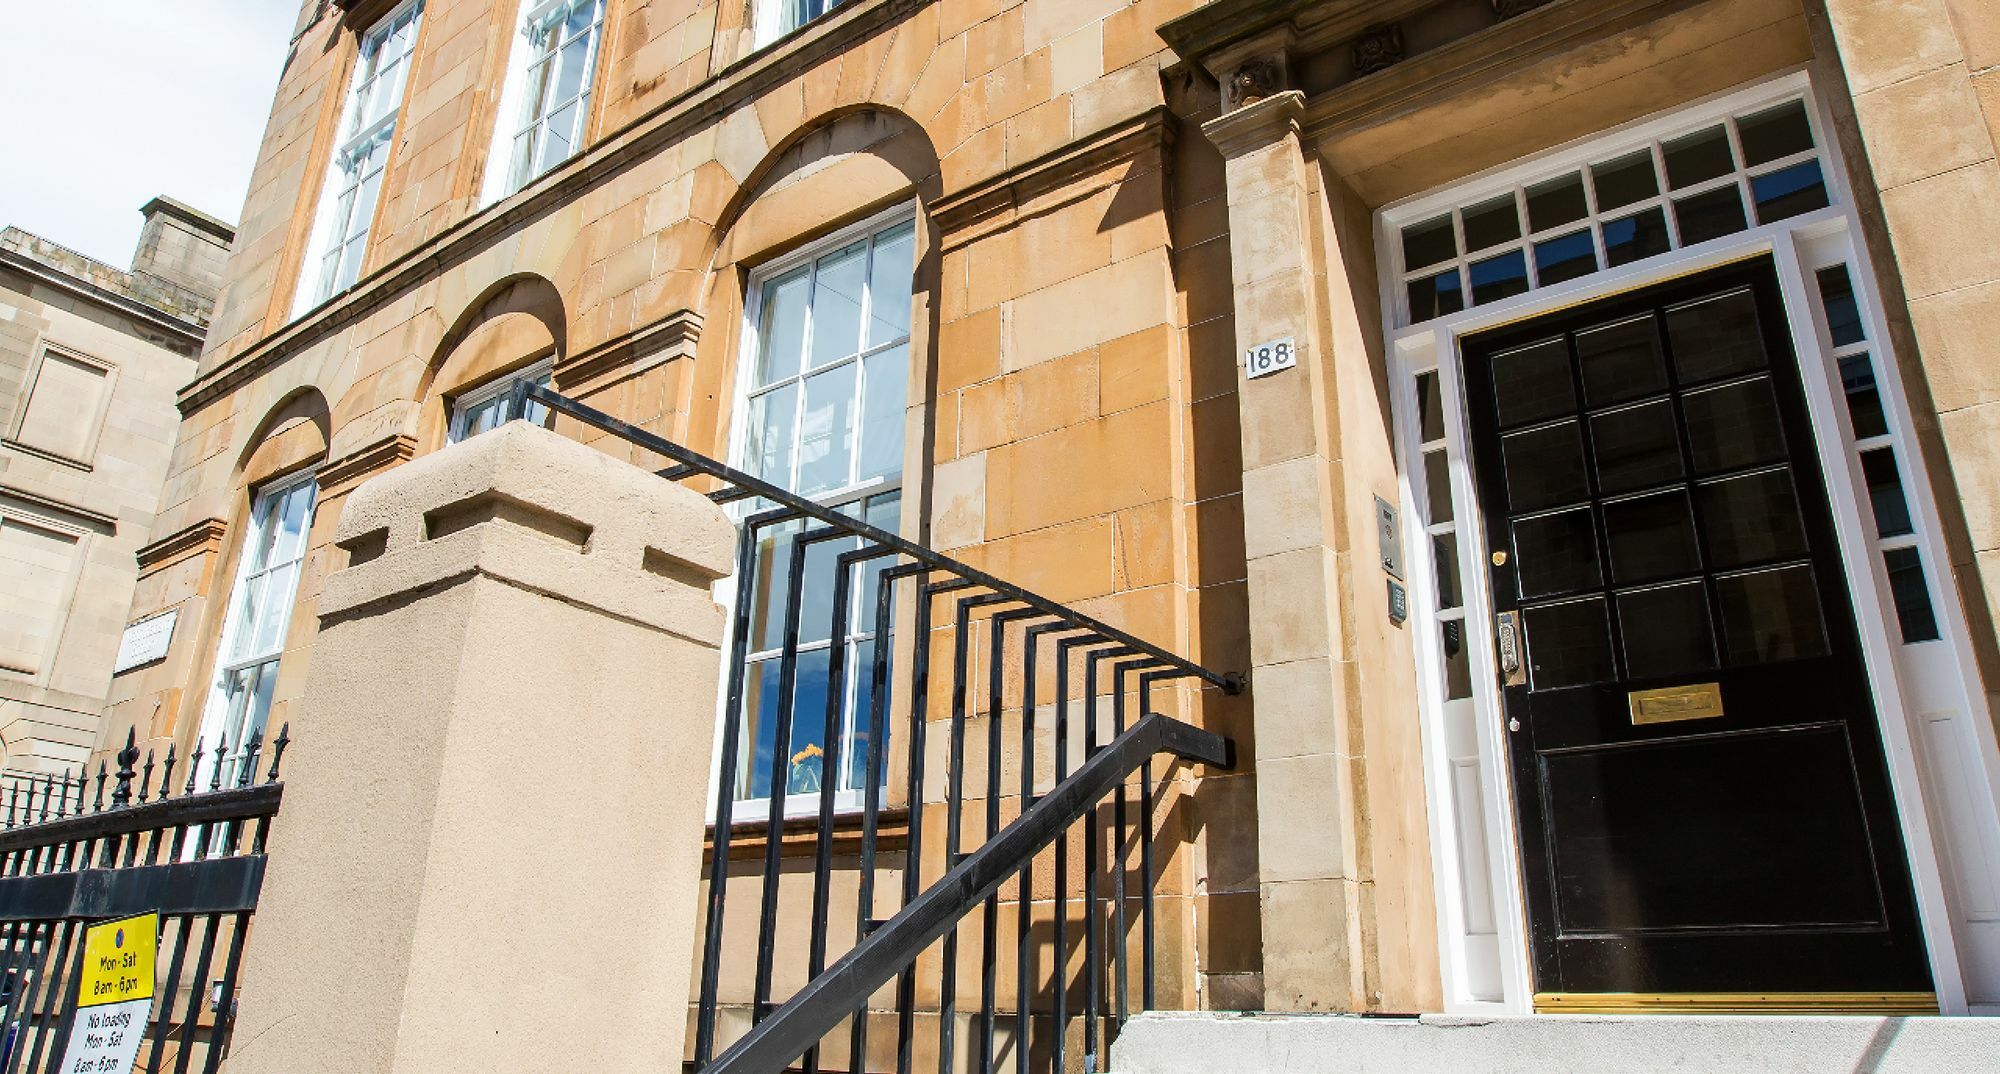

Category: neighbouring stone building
[88, 0, 2000, 1063]
[1, 199, 231, 783]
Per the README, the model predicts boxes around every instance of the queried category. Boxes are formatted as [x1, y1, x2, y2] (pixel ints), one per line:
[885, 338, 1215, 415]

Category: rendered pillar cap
[322, 421, 736, 632]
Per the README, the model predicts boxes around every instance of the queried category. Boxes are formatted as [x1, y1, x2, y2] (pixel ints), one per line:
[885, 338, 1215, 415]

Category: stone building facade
[0, 199, 231, 782]
[95, 0, 2000, 1042]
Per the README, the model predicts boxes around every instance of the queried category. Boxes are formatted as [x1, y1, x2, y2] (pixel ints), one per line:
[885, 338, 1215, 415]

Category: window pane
[1750, 160, 1830, 224]
[858, 344, 907, 482]
[1462, 195, 1521, 253]
[539, 102, 578, 171]
[1665, 288, 1766, 384]
[1861, 448, 1914, 538]
[797, 363, 859, 495]
[1736, 100, 1815, 167]
[1576, 314, 1664, 407]
[1513, 507, 1601, 599]
[1682, 377, 1786, 474]
[1883, 547, 1940, 644]
[1424, 449, 1454, 524]
[1416, 371, 1445, 442]
[553, 33, 594, 105]
[757, 268, 810, 383]
[843, 635, 892, 790]
[228, 574, 268, 662]
[809, 241, 868, 367]
[1490, 337, 1574, 428]
[747, 382, 798, 486]
[1717, 564, 1829, 664]
[252, 561, 300, 656]
[1697, 468, 1809, 568]
[867, 223, 916, 346]
[1591, 150, 1659, 212]
[1839, 353, 1889, 439]
[1673, 185, 1748, 246]
[856, 492, 900, 633]
[1524, 596, 1615, 689]
[1525, 173, 1588, 234]
[1815, 266, 1866, 346]
[1618, 581, 1716, 679]
[1533, 229, 1597, 287]
[1601, 208, 1672, 267]
[1402, 214, 1457, 271]
[1408, 269, 1465, 321]
[1591, 400, 1683, 495]
[1604, 490, 1700, 584]
[1662, 125, 1734, 189]
[1502, 422, 1589, 513]
[742, 654, 836, 800]
[272, 483, 315, 563]
[1434, 533, 1461, 610]
[1469, 249, 1529, 306]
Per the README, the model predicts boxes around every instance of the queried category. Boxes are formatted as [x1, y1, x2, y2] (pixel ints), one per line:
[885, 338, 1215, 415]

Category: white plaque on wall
[112, 611, 177, 674]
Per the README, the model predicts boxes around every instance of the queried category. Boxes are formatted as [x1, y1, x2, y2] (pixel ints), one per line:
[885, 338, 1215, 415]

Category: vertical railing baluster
[752, 526, 833, 1031]
[851, 562, 920, 1074]
[171, 917, 222, 1074]
[981, 608, 1037, 1074]
[201, 912, 254, 1074]
[938, 592, 1008, 1074]
[896, 578, 964, 1074]
[695, 508, 794, 1068]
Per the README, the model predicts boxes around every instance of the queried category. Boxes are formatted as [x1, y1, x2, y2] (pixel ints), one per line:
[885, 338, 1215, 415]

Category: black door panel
[1460, 257, 1932, 997]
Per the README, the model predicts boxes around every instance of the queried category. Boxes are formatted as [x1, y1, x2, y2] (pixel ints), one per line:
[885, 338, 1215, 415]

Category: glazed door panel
[1459, 258, 1932, 997]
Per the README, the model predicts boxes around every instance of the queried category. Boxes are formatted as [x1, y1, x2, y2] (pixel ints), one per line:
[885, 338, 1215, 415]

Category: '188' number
[1245, 338, 1295, 379]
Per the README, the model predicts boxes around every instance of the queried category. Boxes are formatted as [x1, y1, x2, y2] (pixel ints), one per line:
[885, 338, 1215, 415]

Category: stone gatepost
[220, 421, 734, 1074]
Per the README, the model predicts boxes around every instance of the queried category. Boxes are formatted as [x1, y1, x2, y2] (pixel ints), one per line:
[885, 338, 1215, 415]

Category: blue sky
[0, 0, 300, 266]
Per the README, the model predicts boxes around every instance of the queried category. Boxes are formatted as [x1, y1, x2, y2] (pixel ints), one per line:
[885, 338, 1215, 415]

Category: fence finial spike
[160, 742, 177, 801]
[6, 782, 17, 829]
[267, 723, 290, 784]
[94, 761, 107, 811]
[37, 773, 51, 822]
[185, 738, 205, 797]
[139, 749, 156, 804]
[239, 726, 265, 789]
[209, 731, 229, 793]
[111, 728, 139, 809]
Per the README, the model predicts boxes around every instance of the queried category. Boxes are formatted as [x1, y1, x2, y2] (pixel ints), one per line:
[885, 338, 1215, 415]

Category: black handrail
[503, 384, 1240, 1074]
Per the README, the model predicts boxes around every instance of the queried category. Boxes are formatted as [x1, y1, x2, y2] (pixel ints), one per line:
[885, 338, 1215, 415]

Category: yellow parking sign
[58, 913, 156, 1074]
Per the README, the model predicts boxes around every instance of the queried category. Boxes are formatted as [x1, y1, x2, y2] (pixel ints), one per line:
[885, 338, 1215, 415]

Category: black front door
[1460, 257, 1933, 999]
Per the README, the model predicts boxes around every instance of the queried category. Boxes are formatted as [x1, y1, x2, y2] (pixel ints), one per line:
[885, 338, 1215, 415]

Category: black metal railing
[507, 383, 1239, 1074]
[0, 725, 289, 1074]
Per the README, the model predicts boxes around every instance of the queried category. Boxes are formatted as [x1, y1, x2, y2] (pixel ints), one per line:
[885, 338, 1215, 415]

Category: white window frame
[711, 202, 918, 820]
[195, 471, 318, 792]
[1375, 69, 2000, 1016]
[292, 0, 425, 319]
[480, 0, 605, 206]
[752, 0, 844, 50]
[447, 358, 554, 443]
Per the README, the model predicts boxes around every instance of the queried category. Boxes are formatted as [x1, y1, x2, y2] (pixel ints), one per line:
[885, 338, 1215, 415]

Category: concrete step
[1109, 1010, 1999, 1074]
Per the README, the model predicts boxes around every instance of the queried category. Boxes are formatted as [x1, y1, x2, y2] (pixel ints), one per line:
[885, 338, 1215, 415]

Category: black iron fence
[0, 725, 289, 1074]
[509, 383, 1240, 1074]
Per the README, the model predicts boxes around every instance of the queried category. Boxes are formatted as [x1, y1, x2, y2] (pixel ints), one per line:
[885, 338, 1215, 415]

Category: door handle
[1496, 611, 1526, 687]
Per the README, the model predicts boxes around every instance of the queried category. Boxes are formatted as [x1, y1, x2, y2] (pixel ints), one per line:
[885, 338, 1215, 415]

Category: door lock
[1496, 611, 1527, 687]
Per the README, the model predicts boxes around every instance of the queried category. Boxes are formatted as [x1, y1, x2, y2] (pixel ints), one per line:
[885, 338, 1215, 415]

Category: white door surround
[1374, 70, 2000, 1015]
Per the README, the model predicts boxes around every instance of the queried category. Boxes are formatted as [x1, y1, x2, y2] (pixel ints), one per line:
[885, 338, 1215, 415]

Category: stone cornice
[1201, 91, 1308, 158]
[136, 517, 227, 573]
[555, 309, 703, 390]
[0, 248, 206, 347]
[316, 433, 418, 499]
[0, 483, 118, 531]
[178, 0, 930, 419]
[931, 106, 1177, 242]
[1158, 0, 1433, 67]
[1299, 0, 1704, 146]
